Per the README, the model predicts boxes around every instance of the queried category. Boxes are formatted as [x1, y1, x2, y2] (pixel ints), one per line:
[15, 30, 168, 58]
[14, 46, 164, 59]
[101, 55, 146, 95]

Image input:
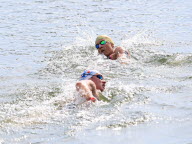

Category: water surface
[0, 0, 192, 143]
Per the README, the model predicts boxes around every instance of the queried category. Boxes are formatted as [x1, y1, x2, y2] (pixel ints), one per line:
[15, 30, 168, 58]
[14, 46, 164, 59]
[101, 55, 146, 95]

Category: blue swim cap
[80, 70, 101, 80]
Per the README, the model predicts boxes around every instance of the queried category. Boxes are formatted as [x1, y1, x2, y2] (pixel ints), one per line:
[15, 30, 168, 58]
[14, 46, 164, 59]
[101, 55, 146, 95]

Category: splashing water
[0, 0, 192, 143]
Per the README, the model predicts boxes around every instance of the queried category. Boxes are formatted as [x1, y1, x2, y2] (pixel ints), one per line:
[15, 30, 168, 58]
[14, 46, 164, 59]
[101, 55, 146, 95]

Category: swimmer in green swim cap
[95, 35, 130, 61]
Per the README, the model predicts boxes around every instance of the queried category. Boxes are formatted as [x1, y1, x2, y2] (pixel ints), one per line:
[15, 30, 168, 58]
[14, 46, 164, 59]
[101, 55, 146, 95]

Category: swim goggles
[93, 74, 103, 80]
[95, 40, 107, 49]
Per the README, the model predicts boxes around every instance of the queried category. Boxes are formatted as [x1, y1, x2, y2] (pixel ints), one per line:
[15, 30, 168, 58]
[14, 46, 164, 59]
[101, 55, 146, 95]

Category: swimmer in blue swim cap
[95, 35, 130, 61]
[76, 70, 106, 103]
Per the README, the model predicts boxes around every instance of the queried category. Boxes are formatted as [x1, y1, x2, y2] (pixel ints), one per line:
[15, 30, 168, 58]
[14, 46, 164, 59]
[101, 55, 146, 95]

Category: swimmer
[75, 70, 106, 104]
[95, 35, 130, 60]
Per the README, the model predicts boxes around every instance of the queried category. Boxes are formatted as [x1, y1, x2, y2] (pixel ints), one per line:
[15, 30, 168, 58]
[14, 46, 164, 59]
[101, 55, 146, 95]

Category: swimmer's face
[95, 39, 114, 57]
[90, 74, 106, 92]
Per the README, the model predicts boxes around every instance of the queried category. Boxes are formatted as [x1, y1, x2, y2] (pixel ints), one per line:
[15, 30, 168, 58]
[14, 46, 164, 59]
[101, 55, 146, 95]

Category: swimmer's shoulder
[76, 80, 94, 85]
[114, 46, 124, 54]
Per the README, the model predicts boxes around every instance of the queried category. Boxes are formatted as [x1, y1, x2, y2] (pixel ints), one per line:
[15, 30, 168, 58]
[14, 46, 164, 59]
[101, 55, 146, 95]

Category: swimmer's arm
[76, 81, 96, 102]
[113, 47, 124, 59]
[89, 82, 99, 100]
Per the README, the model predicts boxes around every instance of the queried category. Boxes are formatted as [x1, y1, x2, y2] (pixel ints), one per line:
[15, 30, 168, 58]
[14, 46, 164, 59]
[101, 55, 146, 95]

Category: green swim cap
[95, 35, 114, 45]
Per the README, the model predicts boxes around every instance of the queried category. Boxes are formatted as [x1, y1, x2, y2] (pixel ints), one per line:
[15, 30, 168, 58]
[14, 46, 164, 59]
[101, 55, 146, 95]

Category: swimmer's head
[80, 70, 101, 80]
[80, 70, 106, 91]
[95, 35, 114, 45]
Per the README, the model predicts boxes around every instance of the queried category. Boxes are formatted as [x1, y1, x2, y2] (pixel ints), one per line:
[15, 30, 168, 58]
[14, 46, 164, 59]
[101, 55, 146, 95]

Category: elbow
[76, 82, 82, 90]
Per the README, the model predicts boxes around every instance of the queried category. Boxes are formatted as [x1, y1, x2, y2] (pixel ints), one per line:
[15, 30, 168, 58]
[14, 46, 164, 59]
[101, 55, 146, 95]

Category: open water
[0, 0, 192, 143]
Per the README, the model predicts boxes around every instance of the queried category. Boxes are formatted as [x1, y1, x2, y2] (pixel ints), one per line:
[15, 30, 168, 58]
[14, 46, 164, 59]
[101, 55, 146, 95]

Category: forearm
[76, 81, 96, 101]
[110, 47, 124, 60]
[90, 84, 99, 100]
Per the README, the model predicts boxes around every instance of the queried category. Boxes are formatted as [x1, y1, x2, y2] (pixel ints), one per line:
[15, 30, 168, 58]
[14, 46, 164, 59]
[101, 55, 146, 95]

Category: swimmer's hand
[108, 47, 124, 60]
[109, 52, 121, 60]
